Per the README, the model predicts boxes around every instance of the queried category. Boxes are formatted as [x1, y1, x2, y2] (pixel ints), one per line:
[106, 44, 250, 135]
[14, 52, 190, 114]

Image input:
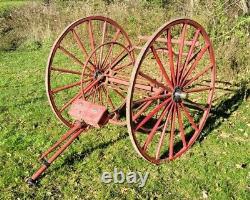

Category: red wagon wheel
[127, 19, 216, 164]
[46, 16, 134, 127]
[80, 41, 134, 124]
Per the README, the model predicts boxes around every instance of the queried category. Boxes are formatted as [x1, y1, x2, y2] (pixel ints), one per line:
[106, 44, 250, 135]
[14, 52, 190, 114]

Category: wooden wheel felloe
[126, 19, 216, 164]
[46, 16, 134, 127]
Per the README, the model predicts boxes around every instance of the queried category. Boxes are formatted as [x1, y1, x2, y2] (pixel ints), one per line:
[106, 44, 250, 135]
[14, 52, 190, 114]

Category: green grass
[0, 0, 249, 199]
[0, 0, 27, 14]
[0, 47, 249, 199]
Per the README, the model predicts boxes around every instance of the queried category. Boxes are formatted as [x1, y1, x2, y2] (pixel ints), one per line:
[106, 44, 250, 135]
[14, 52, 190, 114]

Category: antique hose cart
[28, 16, 215, 185]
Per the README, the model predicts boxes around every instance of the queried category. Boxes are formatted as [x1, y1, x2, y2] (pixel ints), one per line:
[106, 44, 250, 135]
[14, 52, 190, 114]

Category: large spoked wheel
[46, 16, 134, 127]
[127, 19, 216, 164]
[80, 41, 134, 125]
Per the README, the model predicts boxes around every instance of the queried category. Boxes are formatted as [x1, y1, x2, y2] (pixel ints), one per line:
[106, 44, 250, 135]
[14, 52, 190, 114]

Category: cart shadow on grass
[198, 80, 249, 142]
[171, 80, 249, 154]
[36, 80, 249, 183]
[158, 80, 249, 158]
[69, 80, 248, 160]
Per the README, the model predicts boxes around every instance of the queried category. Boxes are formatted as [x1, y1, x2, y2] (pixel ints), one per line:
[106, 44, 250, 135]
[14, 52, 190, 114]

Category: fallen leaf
[202, 190, 208, 199]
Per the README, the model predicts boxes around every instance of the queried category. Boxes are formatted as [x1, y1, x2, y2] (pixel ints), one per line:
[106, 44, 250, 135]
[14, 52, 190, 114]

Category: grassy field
[0, 0, 250, 199]
[0, 47, 249, 199]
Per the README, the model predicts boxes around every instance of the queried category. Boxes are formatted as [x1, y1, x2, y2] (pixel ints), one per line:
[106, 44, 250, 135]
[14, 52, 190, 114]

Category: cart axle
[173, 87, 187, 103]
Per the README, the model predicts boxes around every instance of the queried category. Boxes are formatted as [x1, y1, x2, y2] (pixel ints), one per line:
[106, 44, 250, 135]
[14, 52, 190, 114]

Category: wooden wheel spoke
[85, 87, 94, 101]
[112, 84, 126, 91]
[150, 46, 173, 90]
[179, 29, 200, 83]
[134, 94, 170, 104]
[104, 46, 126, 70]
[112, 87, 125, 99]
[104, 86, 115, 110]
[51, 67, 82, 75]
[177, 105, 187, 148]
[82, 78, 93, 84]
[60, 91, 82, 112]
[89, 84, 103, 103]
[87, 20, 98, 65]
[97, 85, 101, 103]
[71, 29, 88, 59]
[71, 29, 96, 69]
[112, 28, 121, 42]
[143, 102, 173, 151]
[101, 29, 121, 68]
[133, 101, 147, 111]
[132, 90, 166, 120]
[99, 21, 107, 67]
[81, 79, 100, 97]
[110, 50, 130, 71]
[169, 104, 176, 159]
[185, 29, 200, 65]
[51, 81, 81, 94]
[138, 72, 169, 91]
[176, 23, 187, 84]
[184, 64, 213, 87]
[135, 97, 171, 131]
[186, 46, 202, 66]
[92, 86, 97, 103]
[100, 85, 107, 104]
[114, 61, 134, 72]
[101, 44, 112, 70]
[167, 29, 176, 85]
[180, 45, 209, 86]
[155, 104, 173, 159]
[107, 43, 133, 71]
[85, 84, 103, 98]
[180, 103, 198, 131]
[58, 46, 93, 72]
[133, 101, 152, 121]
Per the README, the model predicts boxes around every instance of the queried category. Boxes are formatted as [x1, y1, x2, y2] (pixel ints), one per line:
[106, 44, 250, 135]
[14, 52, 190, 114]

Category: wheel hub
[172, 87, 187, 103]
[93, 70, 103, 80]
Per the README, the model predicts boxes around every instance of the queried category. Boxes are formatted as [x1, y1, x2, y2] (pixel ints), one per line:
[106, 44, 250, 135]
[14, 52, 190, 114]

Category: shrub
[0, 0, 249, 81]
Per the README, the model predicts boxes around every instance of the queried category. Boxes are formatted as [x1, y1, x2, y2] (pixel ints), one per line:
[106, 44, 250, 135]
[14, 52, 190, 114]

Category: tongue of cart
[27, 100, 111, 186]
